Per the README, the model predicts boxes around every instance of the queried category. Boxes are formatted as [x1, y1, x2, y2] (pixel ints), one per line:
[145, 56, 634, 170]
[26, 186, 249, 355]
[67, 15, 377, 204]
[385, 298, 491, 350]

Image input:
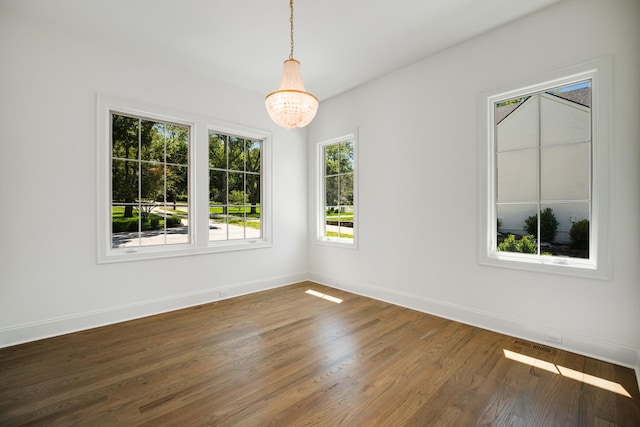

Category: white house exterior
[496, 90, 591, 243]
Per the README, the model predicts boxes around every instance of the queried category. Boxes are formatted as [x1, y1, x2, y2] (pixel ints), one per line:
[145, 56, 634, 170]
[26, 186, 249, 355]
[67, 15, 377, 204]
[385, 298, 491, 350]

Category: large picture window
[495, 80, 591, 258]
[111, 113, 190, 249]
[479, 59, 611, 278]
[97, 97, 271, 263]
[317, 135, 357, 247]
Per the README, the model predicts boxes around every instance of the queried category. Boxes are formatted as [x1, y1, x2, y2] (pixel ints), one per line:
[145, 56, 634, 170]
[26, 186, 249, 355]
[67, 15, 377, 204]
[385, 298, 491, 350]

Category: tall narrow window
[209, 132, 262, 242]
[318, 135, 356, 246]
[479, 58, 611, 278]
[111, 113, 189, 249]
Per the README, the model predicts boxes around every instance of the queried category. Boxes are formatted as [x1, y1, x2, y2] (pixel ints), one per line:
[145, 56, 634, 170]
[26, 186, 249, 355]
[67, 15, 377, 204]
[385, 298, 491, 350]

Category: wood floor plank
[1, 281, 639, 426]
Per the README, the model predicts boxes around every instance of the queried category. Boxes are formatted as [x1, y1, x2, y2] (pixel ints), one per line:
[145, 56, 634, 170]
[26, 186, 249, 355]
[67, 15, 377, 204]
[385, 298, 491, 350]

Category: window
[110, 113, 190, 249]
[479, 58, 611, 278]
[317, 135, 357, 247]
[208, 132, 262, 242]
[97, 96, 271, 263]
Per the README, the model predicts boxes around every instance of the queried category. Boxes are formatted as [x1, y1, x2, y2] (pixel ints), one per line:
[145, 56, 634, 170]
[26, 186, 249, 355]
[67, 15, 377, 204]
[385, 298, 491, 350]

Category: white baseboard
[0, 272, 307, 349]
[4, 272, 638, 393]
[309, 273, 640, 375]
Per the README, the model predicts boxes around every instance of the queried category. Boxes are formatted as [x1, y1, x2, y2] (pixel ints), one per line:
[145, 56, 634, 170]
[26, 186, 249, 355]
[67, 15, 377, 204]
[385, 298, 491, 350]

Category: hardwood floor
[1, 281, 639, 426]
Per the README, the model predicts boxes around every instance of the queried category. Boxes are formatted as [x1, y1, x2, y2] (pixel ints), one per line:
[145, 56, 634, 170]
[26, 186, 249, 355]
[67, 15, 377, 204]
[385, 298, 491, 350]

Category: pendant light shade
[265, 59, 318, 128]
[265, 0, 318, 128]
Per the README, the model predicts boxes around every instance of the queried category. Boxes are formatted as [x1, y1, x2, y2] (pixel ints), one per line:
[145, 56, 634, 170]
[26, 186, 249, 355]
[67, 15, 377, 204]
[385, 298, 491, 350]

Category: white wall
[308, 0, 640, 370]
[0, 11, 309, 346]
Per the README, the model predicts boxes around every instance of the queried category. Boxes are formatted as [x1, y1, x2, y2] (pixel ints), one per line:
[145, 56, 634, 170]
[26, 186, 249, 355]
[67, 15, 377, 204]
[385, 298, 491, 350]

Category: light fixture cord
[289, 0, 294, 59]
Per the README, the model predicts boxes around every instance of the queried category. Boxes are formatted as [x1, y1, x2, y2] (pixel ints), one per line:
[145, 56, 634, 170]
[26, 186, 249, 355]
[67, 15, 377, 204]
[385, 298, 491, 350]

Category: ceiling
[3, 0, 562, 101]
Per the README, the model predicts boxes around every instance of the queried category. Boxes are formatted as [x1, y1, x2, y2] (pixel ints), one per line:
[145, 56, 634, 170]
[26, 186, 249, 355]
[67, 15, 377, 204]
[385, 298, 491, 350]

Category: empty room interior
[1, 0, 639, 425]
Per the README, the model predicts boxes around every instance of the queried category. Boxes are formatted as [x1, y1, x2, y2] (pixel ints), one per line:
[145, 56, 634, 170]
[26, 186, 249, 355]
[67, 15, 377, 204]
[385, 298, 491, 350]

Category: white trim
[96, 94, 273, 263]
[309, 273, 640, 374]
[478, 57, 612, 279]
[315, 131, 359, 249]
[0, 273, 306, 348]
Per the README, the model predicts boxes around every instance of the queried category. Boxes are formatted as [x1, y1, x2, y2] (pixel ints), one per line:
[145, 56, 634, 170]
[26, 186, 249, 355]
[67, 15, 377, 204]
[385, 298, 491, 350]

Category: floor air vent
[513, 339, 556, 354]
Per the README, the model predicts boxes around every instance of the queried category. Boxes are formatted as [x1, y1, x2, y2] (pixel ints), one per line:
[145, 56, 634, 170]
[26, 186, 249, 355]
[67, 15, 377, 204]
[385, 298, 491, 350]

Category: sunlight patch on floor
[306, 289, 343, 304]
[503, 349, 631, 397]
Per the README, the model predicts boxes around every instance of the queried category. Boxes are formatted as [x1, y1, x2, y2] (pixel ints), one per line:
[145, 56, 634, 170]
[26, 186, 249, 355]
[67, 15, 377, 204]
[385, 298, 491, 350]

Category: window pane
[227, 205, 246, 241]
[166, 123, 189, 165]
[541, 81, 591, 146]
[140, 162, 164, 203]
[541, 142, 590, 201]
[140, 120, 164, 163]
[497, 204, 538, 239]
[166, 165, 188, 207]
[325, 145, 340, 176]
[112, 114, 139, 160]
[338, 205, 354, 239]
[496, 95, 539, 152]
[325, 205, 339, 237]
[228, 137, 245, 172]
[209, 133, 227, 169]
[246, 217, 261, 239]
[209, 205, 228, 241]
[340, 141, 354, 174]
[112, 159, 138, 204]
[246, 140, 261, 173]
[540, 202, 590, 246]
[496, 149, 538, 202]
[112, 204, 139, 248]
[228, 172, 245, 202]
[165, 212, 188, 246]
[337, 223, 354, 239]
[246, 172, 260, 209]
[139, 204, 162, 247]
[209, 170, 226, 205]
[325, 176, 339, 206]
[536, 203, 589, 258]
[340, 173, 354, 205]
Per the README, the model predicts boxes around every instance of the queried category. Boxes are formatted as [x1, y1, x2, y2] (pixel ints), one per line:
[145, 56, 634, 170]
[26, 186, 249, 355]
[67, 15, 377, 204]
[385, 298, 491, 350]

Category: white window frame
[316, 133, 358, 249]
[97, 95, 272, 263]
[479, 58, 612, 279]
[205, 126, 270, 248]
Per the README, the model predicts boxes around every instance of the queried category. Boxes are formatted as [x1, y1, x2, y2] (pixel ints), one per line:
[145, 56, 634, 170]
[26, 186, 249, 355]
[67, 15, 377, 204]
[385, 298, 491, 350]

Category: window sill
[315, 237, 357, 250]
[98, 240, 272, 264]
[479, 252, 610, 280]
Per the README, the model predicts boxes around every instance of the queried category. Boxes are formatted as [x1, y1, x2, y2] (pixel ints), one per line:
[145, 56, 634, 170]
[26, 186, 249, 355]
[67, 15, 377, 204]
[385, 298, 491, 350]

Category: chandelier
[265, 0, 318, 128]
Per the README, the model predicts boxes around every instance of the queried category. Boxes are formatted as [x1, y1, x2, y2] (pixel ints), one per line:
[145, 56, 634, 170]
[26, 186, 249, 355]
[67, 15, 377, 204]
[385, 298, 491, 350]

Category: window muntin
[208, 132, 262, 242]
[111, 113, 190, 249]
[318, 136, 356, 245]
[495, 81, 592, 259]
